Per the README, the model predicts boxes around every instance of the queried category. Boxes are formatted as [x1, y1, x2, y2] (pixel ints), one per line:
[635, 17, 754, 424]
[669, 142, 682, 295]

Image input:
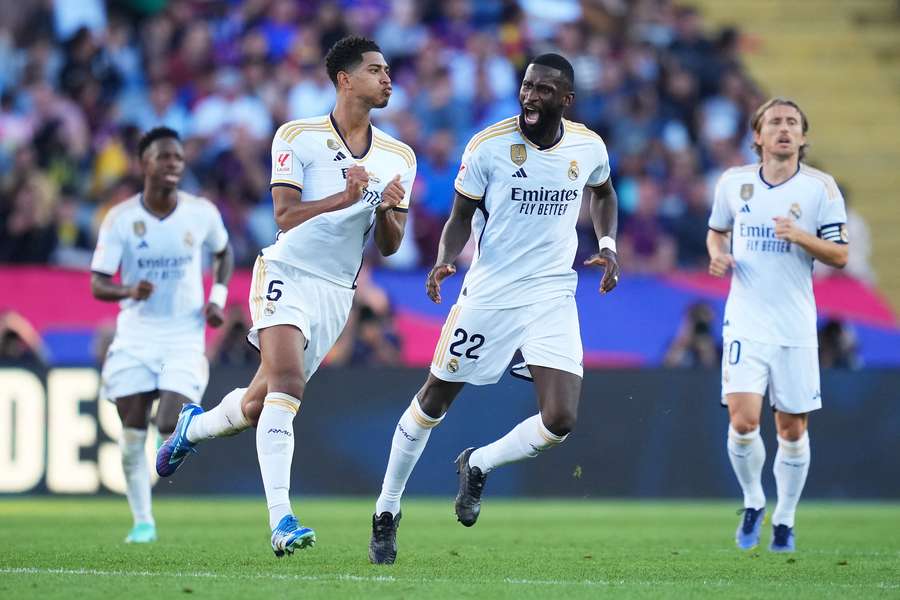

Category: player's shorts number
[728, 340, 741, 365]
[448, 328, 485, 359]
[266, 280, 284, 301]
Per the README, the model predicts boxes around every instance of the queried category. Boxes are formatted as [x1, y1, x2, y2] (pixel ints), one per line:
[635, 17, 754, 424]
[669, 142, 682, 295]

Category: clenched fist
[377, 175, 405, 213]
[343, 165, 370, 204]
[708, 253, 735, 277]
[129, 280, 154, 300]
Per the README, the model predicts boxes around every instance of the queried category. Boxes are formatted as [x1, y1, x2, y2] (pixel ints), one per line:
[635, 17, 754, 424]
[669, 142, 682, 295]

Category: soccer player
[707, 98, 849, 552]
[155, 36, 416, 556]
[91, 127, 233, 543]
[368, 54, 620, 564]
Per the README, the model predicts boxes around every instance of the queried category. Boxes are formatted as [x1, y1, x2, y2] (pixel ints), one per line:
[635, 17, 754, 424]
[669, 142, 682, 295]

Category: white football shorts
[101, 340, 208, 404]
[721, 335, 821, 414]
[430, 295, 583, 385]
[247, 256, 354, 382]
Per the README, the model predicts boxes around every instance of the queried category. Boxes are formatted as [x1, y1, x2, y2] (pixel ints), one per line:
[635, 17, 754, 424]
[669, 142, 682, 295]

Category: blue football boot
[156, 403, 203, 477]
[769, 524, 796, 553]
[735, 507, 765, 550]
[270, 515, 316, 557]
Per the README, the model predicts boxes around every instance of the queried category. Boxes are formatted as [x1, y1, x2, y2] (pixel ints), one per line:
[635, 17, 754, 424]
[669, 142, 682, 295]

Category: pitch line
[1, 567, 897, 589]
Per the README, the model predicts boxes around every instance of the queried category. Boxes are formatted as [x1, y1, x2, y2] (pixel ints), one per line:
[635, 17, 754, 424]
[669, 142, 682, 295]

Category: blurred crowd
[0, 0, 875, 367]
[0, 0, 874, 278]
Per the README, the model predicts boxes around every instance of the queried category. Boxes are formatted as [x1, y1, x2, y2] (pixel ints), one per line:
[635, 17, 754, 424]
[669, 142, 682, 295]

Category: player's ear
[336, 70, 351, 91]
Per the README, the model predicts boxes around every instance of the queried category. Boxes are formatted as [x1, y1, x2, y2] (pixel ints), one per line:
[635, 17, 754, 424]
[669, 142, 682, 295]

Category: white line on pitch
[1, 567, 896, 589]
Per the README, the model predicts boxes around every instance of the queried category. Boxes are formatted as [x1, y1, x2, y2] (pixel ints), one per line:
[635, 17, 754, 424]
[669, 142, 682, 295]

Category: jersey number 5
[449, 328, 485, 359]
[266, 280, 284, 302]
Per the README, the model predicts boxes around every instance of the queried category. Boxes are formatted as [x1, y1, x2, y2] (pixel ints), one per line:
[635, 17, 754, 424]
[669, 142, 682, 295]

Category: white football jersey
[264, 114, 416, 288]
[91, 192, 229, 349]
[453, 116, 610, 308]
[709, 164, 848, 347]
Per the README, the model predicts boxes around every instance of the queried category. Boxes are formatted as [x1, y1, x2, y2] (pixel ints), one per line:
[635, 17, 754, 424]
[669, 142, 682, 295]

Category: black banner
[1, 365, 898, 498]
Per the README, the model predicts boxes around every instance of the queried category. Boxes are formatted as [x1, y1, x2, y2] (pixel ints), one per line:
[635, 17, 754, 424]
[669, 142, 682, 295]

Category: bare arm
[373, 175, 407, 256]
[583, 179, 621, 294]
[706, 229, 735, 277]
[425, 192, 479, 303]
[211, 244, 234, 287]
[773, 217, 848, 268]
[91, 272, 151, 302]
[202, 243, 235, 327]
[271, 165, 369, 232]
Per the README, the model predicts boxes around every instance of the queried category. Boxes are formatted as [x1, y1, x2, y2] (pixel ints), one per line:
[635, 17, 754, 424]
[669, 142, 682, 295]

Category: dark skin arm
[272, 165, 369, 232]
[203, 244, 234, 327]
[91, 272, 153, 302]
[373, 175, 408, 256]
[582, 178, 621, 294]
[425, 192, 479, 303]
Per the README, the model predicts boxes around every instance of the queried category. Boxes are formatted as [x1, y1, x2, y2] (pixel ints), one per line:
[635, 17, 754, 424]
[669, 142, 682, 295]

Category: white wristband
[209, 283, 228, 307]
[598, 236, 617, 254]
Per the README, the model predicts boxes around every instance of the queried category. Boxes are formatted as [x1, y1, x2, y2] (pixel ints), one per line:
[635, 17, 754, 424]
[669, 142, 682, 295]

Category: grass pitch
[1, 497, 897, 598]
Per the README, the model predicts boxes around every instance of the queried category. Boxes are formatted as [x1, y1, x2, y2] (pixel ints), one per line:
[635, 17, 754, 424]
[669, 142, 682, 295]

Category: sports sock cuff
[777, 432, 810, 455]
[410, 395, 443, 429]
[264, 392, 301, 415]
[123, 427, 148, 445]
[537, 416, 567, 445]
[728, 425, 760, 444]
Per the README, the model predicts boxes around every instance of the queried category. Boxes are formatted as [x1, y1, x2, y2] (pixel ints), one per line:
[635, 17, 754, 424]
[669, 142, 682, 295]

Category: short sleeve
[91, 211, 124, 275]
[270, 125, 307, 192]
[708, 176, 734, 232]
[454, 141, 488, 200]
[586, 139, 611, 187]
[204, 203, 229, 252]
[395, 160, 417, 212]
[816, 178, 848, 244]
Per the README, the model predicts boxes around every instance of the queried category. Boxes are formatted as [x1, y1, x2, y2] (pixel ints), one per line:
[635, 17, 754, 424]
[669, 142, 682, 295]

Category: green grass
[1, 498, 898, 599]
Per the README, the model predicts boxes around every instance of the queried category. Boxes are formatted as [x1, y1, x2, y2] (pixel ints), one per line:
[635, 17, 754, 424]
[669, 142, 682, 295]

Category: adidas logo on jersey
[137, 240, 149, 249]
[740, 204, 751, 213]
[333, 151, 346, 161]
[512, 167, 527, 178]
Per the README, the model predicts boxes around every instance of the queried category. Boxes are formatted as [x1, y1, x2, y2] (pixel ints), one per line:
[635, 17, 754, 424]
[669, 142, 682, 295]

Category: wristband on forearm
[209, 283, 228, 307]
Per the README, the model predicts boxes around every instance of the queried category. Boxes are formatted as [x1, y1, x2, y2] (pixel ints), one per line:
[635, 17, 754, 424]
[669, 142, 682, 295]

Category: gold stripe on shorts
[432, 305, 461, 369]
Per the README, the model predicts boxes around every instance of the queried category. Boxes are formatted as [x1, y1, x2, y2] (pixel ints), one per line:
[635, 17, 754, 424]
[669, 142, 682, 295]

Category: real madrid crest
[789, 203, 802, 219]
[133, 220, 146, 237]
[184, 231, 194, 247]
[840, 224, 849, 243]
[510, 144, 527, 166]
[326, 138, 341, 151]
[740, 184, 754, 201]
[447, 358, 459, 373]
[568, 160, 579, 181]
[264, 302, 276, 316]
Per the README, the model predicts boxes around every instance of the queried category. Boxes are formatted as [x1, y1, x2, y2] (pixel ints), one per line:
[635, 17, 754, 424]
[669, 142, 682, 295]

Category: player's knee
[777, 421, 807, 441]
[730, 415, 759, 434]
[266, 370, 305, 401]
[541, 408, 577, 437]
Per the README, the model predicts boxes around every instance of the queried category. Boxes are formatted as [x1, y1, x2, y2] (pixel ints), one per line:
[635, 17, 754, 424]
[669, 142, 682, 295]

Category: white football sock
[727, 425, 766, 509]
[772, 432, 811, 528]
[256, 392, 300, 530]
[186, 387, 250, 442]
[375, 396, 443, 517]
[120, 427, 153, 526]
[469, 414, 566, 473]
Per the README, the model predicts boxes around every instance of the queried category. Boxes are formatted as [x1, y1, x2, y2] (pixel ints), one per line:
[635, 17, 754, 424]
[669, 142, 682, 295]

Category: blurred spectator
[668, 177, 712, 270]
[0, 310, 47, 364]
[414, 129, 457, 266]
[208, 305, 260, 366]
[818, 318, 861, 369]
[618, 178, 676, 274]
[663, 302, 720, 368]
